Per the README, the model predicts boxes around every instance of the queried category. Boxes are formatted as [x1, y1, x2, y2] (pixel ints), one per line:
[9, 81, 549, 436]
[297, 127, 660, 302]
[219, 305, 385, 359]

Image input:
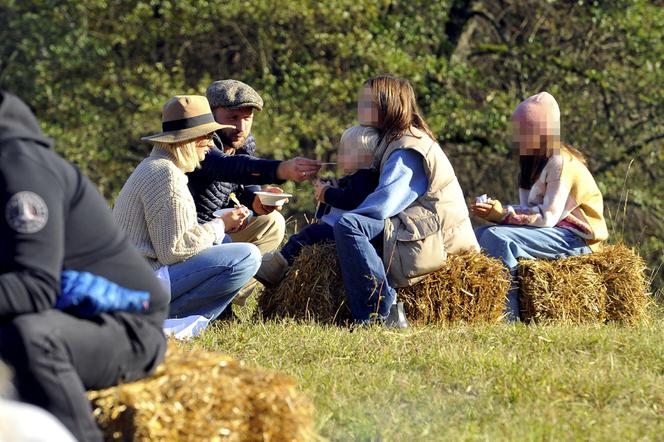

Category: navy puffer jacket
[187, 133, 283, 223]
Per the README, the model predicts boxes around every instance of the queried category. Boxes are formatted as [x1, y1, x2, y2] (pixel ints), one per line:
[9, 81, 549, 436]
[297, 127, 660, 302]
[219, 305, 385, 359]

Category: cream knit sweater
[112, 146, 217, 270]
[506, 148, 608, 250]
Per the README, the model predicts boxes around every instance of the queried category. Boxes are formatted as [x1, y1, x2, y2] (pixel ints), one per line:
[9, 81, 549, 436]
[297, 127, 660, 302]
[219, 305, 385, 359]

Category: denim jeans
[333, 213, 395, 322]
[281, 223, 335, 265]
[167, 243, 261, 320]
[475, 225, 591, 320]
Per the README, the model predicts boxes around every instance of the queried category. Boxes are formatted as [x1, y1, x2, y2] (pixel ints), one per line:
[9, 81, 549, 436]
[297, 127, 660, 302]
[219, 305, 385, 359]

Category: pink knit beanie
[511, 92, 561, 141]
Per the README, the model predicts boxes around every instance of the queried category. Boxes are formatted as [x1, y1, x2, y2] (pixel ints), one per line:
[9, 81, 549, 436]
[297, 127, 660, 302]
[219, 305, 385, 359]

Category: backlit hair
[363, 74, 436, 145]
[339, 125, 380, 156]
[153, 139, 202, 173]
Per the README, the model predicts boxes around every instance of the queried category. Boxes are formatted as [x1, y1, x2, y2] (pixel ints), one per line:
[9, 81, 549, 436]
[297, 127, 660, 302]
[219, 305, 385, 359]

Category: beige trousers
[229, 211, 286, 305]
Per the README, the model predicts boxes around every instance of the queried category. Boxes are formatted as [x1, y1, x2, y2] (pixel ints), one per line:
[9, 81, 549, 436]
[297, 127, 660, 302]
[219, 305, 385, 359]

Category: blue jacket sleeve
[218, 135, 266, 208]
[351, 150, 428, 220]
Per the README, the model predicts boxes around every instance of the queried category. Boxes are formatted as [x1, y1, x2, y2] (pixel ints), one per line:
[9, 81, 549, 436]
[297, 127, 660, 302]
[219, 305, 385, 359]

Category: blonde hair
[339, 125, 380, 156]
[153, 139, 201, 172]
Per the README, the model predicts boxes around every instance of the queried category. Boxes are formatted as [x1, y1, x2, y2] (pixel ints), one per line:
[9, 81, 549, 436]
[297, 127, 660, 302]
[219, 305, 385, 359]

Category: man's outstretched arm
[193, 148, 321, 185]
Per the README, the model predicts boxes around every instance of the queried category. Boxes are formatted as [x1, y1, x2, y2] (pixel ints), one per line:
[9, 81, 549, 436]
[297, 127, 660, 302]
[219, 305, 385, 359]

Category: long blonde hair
[153, 139, 201, 172]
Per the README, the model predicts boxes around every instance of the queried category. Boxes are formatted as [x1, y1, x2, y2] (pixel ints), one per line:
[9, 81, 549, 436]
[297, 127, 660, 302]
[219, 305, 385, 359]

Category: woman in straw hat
[113, 95, 261, 321]
[470, 92, 608, 321]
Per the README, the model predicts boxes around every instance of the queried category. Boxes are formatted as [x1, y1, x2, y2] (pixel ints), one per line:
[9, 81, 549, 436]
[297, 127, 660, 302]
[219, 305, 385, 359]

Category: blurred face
[212, 106, 254, 152]
[511, 118, 561, 156]
[337, 144, 374, 175]
[511, 120, 561, 156]
[195, 134, 214, 161]
[357, 86, 379, 127]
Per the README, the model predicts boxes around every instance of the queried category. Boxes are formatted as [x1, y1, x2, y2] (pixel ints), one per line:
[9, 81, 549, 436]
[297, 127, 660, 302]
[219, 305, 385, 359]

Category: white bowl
[212, 208, 235, 218]
[254, 191, 292, 207]
[213, 208, 253, 222]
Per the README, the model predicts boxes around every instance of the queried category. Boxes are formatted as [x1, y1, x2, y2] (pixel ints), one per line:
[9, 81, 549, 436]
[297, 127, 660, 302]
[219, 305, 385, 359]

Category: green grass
[192, 302, 664, 441]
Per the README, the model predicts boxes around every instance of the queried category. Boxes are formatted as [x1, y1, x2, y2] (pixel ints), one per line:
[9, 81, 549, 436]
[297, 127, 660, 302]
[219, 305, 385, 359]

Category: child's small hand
[313, 179, 329, 203]
[318, 176, 338, 188]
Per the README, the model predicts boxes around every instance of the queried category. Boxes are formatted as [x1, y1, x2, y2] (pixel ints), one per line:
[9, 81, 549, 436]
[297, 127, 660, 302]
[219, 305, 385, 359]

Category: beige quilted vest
[378, 127, 479, 287]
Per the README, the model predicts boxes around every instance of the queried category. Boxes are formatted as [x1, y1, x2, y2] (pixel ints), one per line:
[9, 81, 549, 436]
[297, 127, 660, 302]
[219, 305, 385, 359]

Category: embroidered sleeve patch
[5, 191, 49, 233]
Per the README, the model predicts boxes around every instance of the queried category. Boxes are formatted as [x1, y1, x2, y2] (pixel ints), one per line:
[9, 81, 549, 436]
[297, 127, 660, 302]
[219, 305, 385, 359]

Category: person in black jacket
[188, 79, 321, 307]
[189, 80, 300, 253]
[255, 125, 379, 286]
[0, 91, 169, 442]
[187, 79, 320, 229]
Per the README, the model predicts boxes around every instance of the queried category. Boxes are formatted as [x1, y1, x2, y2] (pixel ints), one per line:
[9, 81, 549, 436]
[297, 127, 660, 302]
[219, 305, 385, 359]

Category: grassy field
[191, 299, 664, 441]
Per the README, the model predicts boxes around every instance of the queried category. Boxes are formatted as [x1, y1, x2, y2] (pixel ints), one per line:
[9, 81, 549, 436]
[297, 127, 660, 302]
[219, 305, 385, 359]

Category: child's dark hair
[519, 140, 587, 189]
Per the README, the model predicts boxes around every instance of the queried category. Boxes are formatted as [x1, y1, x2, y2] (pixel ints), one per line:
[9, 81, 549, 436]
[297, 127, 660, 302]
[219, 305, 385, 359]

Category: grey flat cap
[206, 79, 264, 111]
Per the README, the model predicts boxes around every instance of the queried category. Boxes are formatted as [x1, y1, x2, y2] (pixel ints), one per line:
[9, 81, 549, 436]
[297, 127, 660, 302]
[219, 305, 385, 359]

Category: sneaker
[255, 251, 289, 286]
[384, 302, 409, 329]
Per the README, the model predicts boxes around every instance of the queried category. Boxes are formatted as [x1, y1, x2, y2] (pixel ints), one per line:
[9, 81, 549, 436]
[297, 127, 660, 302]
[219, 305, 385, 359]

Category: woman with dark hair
[471, 92, 608, 320]
[334, 74, 479, 327]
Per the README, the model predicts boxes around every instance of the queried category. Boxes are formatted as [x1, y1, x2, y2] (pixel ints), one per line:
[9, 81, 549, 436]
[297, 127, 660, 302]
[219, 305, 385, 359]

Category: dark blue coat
[187, 133, 283, 223]
[315, 168, 379, 219]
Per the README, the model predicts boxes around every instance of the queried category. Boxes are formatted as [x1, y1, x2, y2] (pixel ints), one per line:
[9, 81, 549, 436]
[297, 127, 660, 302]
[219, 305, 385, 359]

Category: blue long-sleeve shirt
[352, 150, 428, 220]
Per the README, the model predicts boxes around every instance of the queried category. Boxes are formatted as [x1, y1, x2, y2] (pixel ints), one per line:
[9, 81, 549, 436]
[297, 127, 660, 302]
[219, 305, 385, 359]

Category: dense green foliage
[1, 0, 662, 289]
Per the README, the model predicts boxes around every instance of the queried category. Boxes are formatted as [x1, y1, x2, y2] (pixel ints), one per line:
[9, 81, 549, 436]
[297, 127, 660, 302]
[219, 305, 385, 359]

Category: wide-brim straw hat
[141, 95, 234, 143]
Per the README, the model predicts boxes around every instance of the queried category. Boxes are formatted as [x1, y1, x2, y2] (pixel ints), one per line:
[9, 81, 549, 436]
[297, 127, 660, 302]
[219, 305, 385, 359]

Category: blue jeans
[167, 243, 261, 320]
[333, 213, 395, 323]
[281, 223, 335, 265]
[475, 225, 591, 321]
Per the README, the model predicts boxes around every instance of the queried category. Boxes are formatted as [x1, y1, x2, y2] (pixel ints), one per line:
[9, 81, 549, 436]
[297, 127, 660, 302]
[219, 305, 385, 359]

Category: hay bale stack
[258, 242, 352, 324]
[519, 244, 649, 323]
[519, 259, 608, 323]
[583, 244, 650, 323]
[257, 244, 510, 325]
[399, 252, 510, 324]
[88, 341, 317, 441]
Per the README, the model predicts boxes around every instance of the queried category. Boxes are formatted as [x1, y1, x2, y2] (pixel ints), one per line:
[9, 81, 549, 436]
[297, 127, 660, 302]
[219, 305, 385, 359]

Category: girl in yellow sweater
[471, 92, 608, 320]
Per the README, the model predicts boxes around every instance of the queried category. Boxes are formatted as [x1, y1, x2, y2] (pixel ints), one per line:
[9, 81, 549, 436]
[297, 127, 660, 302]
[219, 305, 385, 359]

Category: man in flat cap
[187, 79, 318, 307]
[206, 79, 265, 154]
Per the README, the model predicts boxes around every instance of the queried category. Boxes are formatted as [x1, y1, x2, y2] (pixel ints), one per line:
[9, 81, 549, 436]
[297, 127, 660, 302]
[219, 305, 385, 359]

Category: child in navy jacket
[256, 125, 379, 286]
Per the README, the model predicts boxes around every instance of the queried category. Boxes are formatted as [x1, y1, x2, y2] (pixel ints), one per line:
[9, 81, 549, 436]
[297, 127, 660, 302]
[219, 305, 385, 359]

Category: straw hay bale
[399, 252, 510, 325]
[88, 341, 317, 441]
[519, 259, 607, 323]
[257, 244, 510, 325]
[582, 244, 650, 323]
[519, 244, 649, 323]
[258, 242, 352, 324]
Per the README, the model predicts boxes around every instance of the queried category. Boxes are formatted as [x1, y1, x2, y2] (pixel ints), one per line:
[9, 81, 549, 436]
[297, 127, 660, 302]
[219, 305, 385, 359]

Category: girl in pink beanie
[470, 92, 608, 321]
